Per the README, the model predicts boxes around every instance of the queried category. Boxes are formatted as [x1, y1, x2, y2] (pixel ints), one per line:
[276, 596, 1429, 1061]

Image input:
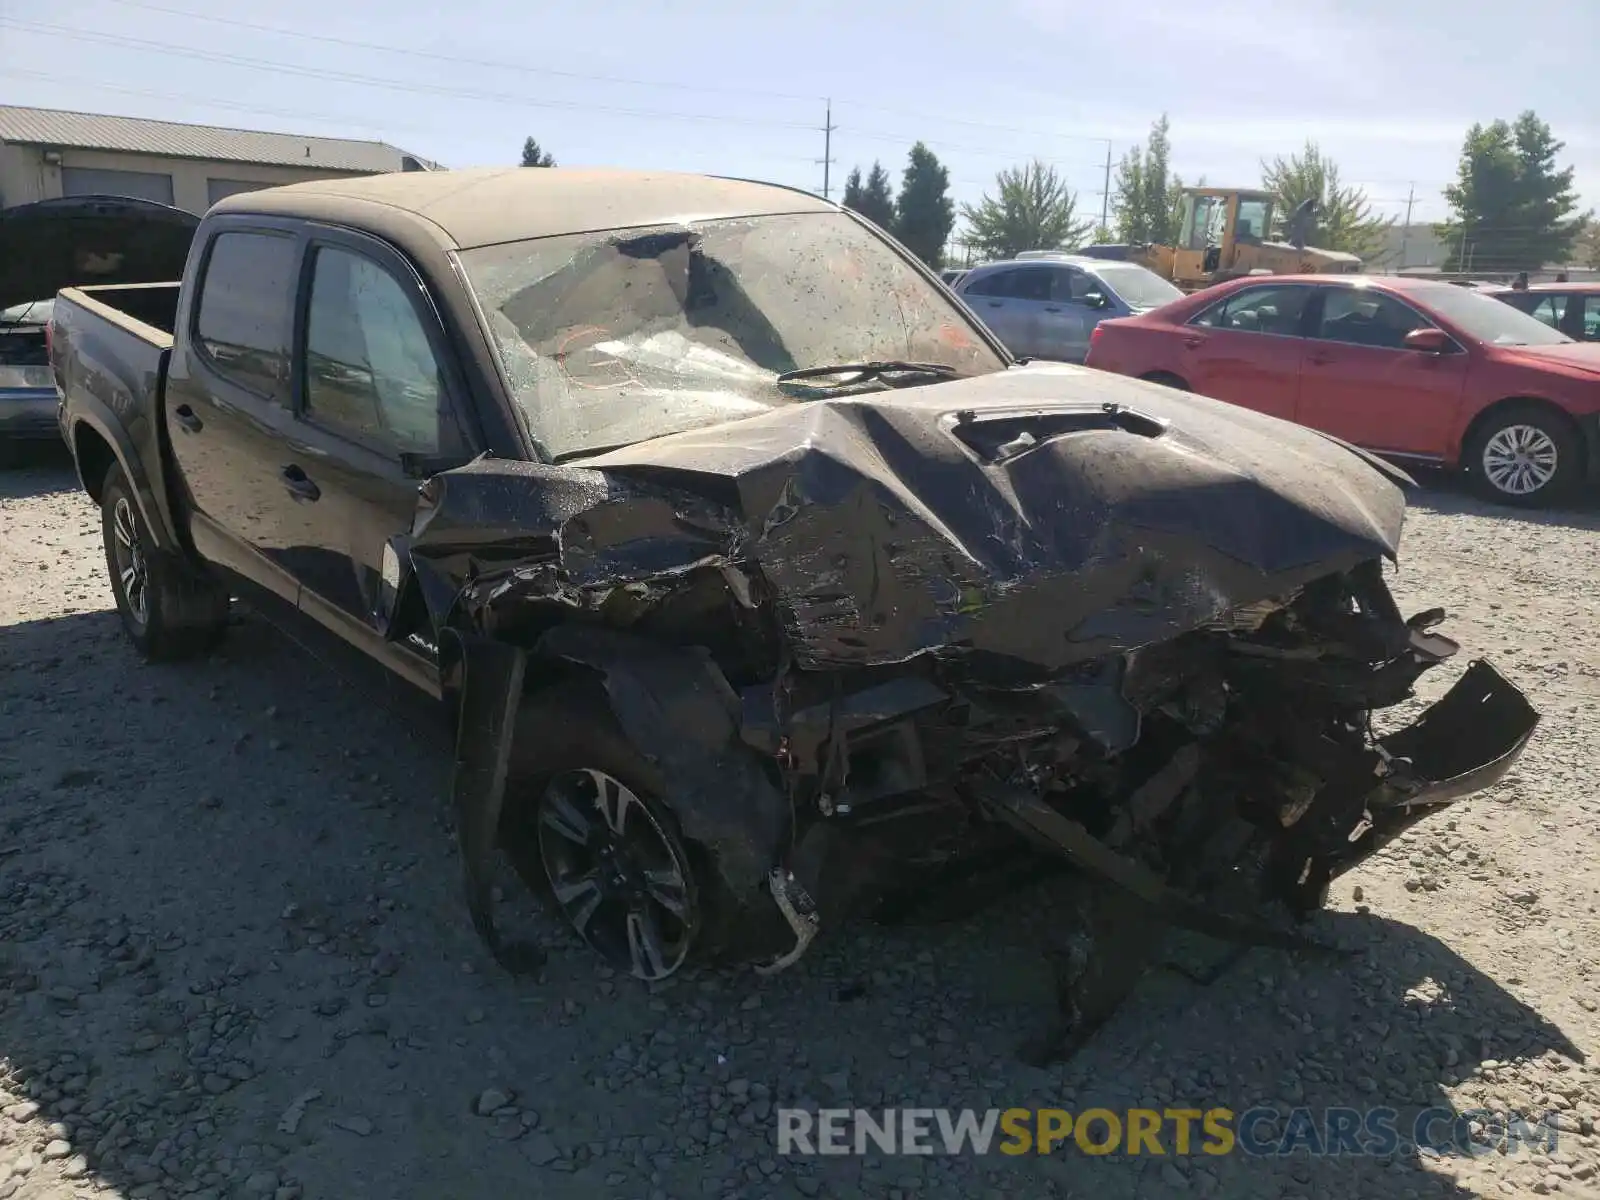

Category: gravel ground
[3, 452, 1600, 1200]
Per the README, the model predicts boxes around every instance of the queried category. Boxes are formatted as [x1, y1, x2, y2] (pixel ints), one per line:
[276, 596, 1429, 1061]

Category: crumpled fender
[531, 624, 788, 903]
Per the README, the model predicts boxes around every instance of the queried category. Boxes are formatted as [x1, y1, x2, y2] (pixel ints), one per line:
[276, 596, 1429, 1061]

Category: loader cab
[1173, 189, 1276, 288]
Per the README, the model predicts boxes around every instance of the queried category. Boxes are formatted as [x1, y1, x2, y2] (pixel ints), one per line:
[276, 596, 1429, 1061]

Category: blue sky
[4, 0, 1596, 231]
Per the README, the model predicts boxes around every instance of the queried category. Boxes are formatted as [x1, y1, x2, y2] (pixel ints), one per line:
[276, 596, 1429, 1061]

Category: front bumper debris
[997, 657, 1538, 1064]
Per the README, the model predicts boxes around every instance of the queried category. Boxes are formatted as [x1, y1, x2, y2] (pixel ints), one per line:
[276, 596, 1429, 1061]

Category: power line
[4, 69, 827, 170]
[89, 0, 825, 103]
[0, 19, 820, 131]
[71, 0, 1136, 153]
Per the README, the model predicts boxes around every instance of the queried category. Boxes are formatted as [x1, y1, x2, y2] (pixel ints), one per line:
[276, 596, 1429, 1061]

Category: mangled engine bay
[402, 370, 1539, 1055]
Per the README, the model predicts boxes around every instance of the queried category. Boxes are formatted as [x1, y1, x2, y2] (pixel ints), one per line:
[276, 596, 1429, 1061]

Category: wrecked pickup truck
[40, 166, 1538, 1051]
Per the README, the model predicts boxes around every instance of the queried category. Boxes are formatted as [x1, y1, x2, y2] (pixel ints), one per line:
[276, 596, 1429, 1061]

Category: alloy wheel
[536, 767, 697, 980]
[111, 497, 150, 628]
[1482, 424, 1558, 497]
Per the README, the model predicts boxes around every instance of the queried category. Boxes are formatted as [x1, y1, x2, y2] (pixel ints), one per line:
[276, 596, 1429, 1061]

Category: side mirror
[1405, 327, 1452, 354]
[1084, 291, 1109, 310]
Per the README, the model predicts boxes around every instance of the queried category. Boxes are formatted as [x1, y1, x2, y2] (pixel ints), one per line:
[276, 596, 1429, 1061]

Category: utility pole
[817, 99, 837, 200]
[1099, 139, 1112, 233]
[1398, 183, 1415, 269]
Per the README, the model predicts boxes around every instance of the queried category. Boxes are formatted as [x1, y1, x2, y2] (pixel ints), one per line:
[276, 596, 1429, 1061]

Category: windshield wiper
[776, 360, 961, 388]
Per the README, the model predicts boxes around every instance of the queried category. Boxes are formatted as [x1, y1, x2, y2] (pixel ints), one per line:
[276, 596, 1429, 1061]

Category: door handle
[173, 404, 203, 434]
[280, 464, 321, 503]
[1044, 306, 1062, 313]
[1307, 352, 1333, 366]
[987, 300, 1003, 307]
[1183, 335, 1205, 349]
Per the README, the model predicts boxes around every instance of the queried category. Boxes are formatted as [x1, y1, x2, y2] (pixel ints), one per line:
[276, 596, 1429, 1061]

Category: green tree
[1260, 142, 1391, 260]
[1437, 112, 1587, 272]
[1113, 115, 1183, 245]
[960, 160, 1093, 260]
[841, 167, 864, 210]
[1579, 222, 1600, 270]
[842, 161, 896, 230]
[520, 137, 555, 167]
[893, 142, 955, 268]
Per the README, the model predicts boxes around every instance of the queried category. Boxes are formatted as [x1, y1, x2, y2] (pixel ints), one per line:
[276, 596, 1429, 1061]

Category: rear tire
[1464, 403, 1580, 508]
[100, 463, 229, 660]
[502, 680, 739, 980]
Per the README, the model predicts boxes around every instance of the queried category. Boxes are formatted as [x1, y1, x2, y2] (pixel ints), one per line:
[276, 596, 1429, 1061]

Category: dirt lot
[2, 453, 1599, 1200]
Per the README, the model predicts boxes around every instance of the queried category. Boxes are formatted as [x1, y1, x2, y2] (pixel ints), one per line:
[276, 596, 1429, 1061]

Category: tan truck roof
[213, 166, 836, 250]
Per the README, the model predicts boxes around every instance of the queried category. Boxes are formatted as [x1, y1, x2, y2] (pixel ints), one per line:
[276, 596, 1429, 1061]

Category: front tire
[1465, 405, 1580, 507]
[502, 682, 731, 981]
[100, 463, 228, 660]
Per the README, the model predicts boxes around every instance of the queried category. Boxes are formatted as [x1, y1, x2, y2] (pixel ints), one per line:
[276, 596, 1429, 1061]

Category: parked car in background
[1085, 274, 1600, 507]
[954, 255, 1182, 363]
[1485, 282, 1600, 343]
[940, 268, 969, 288]
[0, 297, 58, 465]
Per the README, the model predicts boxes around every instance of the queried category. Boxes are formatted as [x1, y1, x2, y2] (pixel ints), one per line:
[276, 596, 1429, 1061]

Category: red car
[1085, 274, 1600, 506]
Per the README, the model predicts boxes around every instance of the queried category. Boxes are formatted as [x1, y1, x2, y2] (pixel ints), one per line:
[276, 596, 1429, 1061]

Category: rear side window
[965, 268, 1051, 301]
[193, 231, 298, 402]
[1191, 284, 1312, 336]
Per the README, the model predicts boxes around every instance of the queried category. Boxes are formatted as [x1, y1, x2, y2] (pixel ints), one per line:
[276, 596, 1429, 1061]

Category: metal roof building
[0, 104, 437, 215]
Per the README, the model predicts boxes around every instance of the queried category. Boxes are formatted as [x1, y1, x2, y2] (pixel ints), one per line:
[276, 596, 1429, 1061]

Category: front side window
[1526, 295, 1568, 329]
[193, 230, 298, 402]
[1312, 288, 1435, 350]
[460, 212, 1005, 461]
[1191, 285, 1312, 336]
[1050, 268, 1093, 303]
[1235, 198, 1273, 244]
[303, 245, 457, 455]
[1183, 196, 1226, 250]
[1583, 296, 1600, 340]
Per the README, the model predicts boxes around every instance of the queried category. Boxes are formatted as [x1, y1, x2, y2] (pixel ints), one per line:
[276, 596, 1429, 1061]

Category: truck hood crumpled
[406, 363, 1413, 681]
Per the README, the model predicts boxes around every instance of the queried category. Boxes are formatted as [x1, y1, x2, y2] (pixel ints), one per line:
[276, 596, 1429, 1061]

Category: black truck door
[164, 221, 307, 607]
[279, 230, 476, 695]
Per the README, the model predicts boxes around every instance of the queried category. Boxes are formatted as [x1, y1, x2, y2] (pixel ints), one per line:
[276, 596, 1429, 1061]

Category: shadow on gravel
[0, 444, 76, 499]
[1404, 467, 1600, 533]
[0, 606, 1590, 1200]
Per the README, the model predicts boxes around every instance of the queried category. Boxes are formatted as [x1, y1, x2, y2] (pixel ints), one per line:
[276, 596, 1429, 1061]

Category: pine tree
[893, 143, 955, 268]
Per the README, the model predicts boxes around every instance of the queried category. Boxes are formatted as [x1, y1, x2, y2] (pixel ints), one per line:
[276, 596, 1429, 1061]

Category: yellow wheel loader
[1078, 188, 1362, 292]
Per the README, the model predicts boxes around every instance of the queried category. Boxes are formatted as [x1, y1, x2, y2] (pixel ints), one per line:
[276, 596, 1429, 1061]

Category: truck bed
[58, 282, 181, 345]
[51, 282, 185, 537]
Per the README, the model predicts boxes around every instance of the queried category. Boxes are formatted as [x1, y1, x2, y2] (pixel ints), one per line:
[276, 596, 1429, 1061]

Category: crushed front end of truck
[393, 367, 1539, 1060]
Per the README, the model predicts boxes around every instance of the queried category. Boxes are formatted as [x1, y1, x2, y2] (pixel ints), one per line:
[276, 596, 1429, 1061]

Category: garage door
[60, 167, 175, 206]
[207, 179, 268, 206]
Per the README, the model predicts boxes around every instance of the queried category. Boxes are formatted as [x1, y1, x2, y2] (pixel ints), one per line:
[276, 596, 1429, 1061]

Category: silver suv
[954, 254, 1181, 362]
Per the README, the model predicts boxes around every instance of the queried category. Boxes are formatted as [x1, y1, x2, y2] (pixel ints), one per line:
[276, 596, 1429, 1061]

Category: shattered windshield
[459, 212, 1005, 460]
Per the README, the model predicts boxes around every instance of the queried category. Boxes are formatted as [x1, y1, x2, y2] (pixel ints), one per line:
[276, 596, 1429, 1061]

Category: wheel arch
[71, 419, 119, 505]
[70, 414, 182, 554]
